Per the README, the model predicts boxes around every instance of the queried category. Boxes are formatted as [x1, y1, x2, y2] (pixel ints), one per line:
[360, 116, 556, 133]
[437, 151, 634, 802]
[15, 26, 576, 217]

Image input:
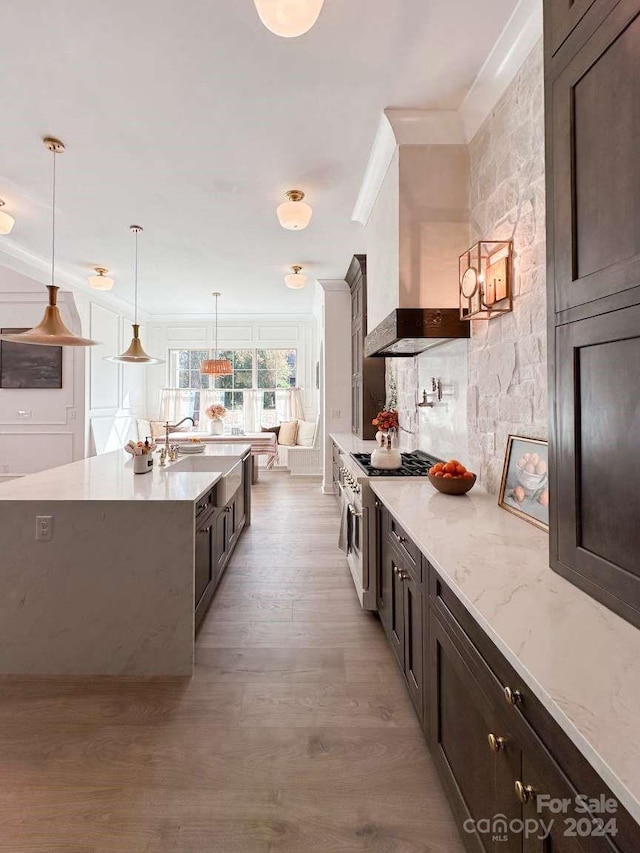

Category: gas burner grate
[350, 451, 440, 477]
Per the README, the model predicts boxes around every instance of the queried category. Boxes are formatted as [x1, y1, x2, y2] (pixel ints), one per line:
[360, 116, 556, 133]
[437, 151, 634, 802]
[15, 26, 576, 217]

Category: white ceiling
[0, 0, 518, 318]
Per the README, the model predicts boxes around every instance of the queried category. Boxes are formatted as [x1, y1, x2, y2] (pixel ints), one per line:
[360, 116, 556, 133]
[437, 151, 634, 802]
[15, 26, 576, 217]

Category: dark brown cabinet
[378, 510, 426, 726]
[546, 0, 640, 628]
[194, 454, 250, 631]
[430, 616, 522, 853]
[345, 255, 386, 440]
[195, 512, 215, 610]
[373, 503, 639, 853]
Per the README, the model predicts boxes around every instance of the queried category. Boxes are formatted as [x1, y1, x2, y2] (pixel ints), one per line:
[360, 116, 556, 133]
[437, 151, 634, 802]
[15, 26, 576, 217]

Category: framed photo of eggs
[498, 436, 549, 531]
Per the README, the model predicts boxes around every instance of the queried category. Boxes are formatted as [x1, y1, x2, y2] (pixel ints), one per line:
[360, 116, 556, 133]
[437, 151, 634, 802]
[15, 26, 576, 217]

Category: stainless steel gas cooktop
[350, 450, 440, 477]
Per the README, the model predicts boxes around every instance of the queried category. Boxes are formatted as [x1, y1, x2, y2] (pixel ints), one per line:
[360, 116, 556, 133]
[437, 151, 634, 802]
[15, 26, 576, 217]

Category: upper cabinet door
[545, 0, 597, 56]
[550, 2, 640, 314]
[553, 303, 640, 627]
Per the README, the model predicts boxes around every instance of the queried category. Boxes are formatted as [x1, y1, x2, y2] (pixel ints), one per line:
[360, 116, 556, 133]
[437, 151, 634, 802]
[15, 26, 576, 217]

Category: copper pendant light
[200, 292, 232, 376]
[0, 138, 97, 347]
[105, 226, 164, 364]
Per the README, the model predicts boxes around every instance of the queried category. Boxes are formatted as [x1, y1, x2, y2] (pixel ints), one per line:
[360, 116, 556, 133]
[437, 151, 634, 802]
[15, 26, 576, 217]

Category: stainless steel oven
[338, 454, 377, 610]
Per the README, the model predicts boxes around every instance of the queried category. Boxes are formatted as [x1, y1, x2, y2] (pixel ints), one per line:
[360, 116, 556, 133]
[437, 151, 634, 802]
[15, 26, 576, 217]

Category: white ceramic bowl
[515, 461, 547, 491]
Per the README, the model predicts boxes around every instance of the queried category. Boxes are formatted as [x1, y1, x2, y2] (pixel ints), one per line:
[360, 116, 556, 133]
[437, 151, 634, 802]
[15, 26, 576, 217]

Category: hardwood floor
[0, 473, 464, 853]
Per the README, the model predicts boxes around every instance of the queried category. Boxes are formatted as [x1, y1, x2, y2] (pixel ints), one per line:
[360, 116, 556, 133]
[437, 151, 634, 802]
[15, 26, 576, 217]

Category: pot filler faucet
[164, 417, 195, 451]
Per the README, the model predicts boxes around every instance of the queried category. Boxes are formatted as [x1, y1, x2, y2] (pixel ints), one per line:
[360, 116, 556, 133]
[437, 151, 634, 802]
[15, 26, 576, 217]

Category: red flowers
[372, 409, 399, 431]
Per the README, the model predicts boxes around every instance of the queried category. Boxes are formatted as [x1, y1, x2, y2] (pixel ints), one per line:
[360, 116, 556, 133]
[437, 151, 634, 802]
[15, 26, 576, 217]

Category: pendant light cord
[134, 229, 139, 325]
[51, 148, 56, 288]
[214, 293, 219, 357]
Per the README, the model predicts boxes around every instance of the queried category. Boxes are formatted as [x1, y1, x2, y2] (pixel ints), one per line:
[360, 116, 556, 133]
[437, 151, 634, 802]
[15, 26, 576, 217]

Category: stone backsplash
[390, 40, 547, 493]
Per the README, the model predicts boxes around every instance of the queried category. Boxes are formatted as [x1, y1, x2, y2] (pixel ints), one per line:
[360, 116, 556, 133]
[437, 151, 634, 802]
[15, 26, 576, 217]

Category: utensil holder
[133, 454, 154, 475]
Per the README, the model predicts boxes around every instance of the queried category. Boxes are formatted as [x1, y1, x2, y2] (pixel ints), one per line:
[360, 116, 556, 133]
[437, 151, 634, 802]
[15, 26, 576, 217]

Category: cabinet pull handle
[515, 781, 535, 805]
[391, 529, 406, 545]
[225, 506, 233, 513]
[504, 686, 523, 705]
[487, 733, 506, 753]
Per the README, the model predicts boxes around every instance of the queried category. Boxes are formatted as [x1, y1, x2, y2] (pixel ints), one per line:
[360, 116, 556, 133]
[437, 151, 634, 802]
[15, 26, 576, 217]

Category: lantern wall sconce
[459, 240, 513, 321]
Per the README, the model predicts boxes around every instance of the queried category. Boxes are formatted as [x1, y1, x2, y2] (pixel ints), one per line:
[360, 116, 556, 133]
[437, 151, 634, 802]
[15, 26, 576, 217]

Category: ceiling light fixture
[254, 0, 325, 37]
[105, 226, 164, 364]
[285, 265, 307, 289]
[277, 190, 313, 231]
[0, 139, 97, 347]
[200, 293, 233, 376]
[0, 200, 15, 235]
[88, 266, 114, 291]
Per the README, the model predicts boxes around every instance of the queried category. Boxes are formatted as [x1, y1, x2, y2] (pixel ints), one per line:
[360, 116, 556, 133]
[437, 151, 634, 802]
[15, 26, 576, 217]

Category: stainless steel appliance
[337, 449, 440, 609]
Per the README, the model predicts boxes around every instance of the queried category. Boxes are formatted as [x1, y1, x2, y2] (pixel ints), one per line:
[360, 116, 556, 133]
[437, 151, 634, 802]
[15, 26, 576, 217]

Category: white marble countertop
[0, 444, 251, 503]
[329, 432, 380, 455]
[370, 480, 640, 824]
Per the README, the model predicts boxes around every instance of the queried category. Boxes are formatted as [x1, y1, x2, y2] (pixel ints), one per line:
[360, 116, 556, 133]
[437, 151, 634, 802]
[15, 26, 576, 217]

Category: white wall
[144, 317, 319, 423]
[0, 265, 147, 477]
[82, 299, 148, 455]
[0, 268, 85, 479]
[318, 280, 352, 492]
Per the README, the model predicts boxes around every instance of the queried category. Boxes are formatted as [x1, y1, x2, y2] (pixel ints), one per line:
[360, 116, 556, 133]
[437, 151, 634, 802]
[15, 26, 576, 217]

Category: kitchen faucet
[164, 417, 195, 452]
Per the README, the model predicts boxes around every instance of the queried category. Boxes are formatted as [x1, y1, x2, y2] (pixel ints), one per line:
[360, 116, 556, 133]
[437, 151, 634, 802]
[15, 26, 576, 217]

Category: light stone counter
[329, 432, 380, 455]
[0, 445, 251, 503]
[0, 446, 250, 677]
[369, 480, 640, 824]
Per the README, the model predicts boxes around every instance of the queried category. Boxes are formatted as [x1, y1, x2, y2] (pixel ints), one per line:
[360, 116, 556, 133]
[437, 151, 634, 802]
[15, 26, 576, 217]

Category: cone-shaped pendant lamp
[200, 292, 232, 376]
[0, 139, 97, 347]
[104, 226, 164, 364]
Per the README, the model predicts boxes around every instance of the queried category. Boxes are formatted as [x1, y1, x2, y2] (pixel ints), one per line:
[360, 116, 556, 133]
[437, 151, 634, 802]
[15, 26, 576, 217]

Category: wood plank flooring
[0, 473, 464, 853]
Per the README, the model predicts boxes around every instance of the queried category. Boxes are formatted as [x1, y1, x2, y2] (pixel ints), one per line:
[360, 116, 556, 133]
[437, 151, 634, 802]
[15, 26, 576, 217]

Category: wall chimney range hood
[364, 308, 469, 358]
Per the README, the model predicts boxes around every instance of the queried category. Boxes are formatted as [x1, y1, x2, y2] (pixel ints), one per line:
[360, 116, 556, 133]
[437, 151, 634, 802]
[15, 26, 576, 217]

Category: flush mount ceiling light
[0, 139, 97, 347]
[276, 190, 313, 231]
[285, 265, 307, 289]
[200, 292, 233, 376]
[105, 226, 164, 364]
[0, 200, 15, 235]
[254, 0, 325, 37]
[88, 266, 114, 291]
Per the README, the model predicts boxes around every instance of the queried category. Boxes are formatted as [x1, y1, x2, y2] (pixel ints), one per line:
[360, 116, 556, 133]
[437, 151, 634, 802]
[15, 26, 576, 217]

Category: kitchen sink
[168, 456, 243, 505]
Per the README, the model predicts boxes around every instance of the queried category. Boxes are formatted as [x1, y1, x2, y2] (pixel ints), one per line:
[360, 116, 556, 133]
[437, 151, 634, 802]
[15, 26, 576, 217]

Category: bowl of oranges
[428, 459, 476, 495]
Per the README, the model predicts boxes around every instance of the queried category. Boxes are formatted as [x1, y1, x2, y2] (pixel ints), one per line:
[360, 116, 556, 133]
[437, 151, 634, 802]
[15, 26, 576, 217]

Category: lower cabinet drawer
[388, 515, 422, 582]
[430, 568, 639, 853]
[429, 611, 523, 853]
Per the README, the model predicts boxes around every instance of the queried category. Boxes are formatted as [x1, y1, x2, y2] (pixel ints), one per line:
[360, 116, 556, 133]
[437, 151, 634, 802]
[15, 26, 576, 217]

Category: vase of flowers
[371, 409, 399, 446]
[205, 404, 226, 435]
[371, 408, 402, 470]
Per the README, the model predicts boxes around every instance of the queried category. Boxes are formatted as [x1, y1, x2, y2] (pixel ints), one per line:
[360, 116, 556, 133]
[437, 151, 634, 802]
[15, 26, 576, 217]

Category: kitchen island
[0, 444, 251, 676]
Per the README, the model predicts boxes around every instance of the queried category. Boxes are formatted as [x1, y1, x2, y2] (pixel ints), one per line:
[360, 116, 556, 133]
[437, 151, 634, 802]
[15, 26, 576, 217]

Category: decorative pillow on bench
[277, 421, 298, 446]
[261, 425, 281, 440]
[295, 419, 316, 447]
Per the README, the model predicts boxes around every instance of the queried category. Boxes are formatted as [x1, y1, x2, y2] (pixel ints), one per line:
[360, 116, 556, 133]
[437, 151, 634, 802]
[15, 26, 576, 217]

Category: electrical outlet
[35, 516, 53, 542]
[486, 433, 496, 455]
[331, 409, 341, 419]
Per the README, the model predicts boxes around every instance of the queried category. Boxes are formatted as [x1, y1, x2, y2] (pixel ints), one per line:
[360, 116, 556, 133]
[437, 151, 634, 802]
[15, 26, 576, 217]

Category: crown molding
[0, 239, 151, 321]
[351, 0, 542, 227]
[351, 109, 465, 226]
[459, 0, 543, 141]
[317, 279, 349, 293]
